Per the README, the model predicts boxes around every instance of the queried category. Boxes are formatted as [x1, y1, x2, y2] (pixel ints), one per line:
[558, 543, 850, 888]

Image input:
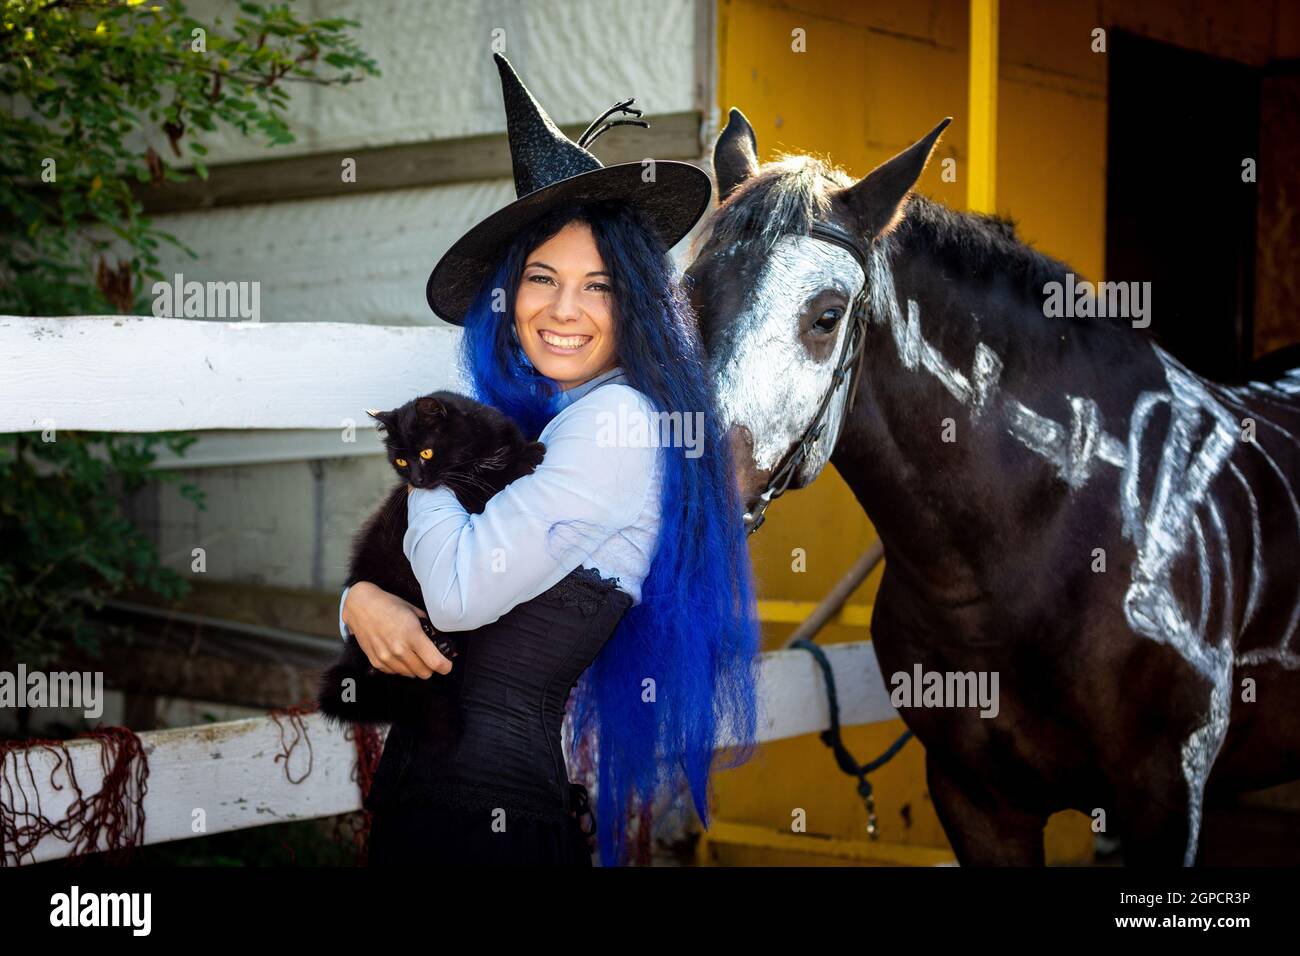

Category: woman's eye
[419, 448, 433, 460]
[814, 308, 842, 333]
[395, 458, 407, 467]
[526, 274, 609, 293]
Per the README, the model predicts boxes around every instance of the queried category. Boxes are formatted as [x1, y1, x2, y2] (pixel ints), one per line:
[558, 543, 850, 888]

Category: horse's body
[688, 111, 1300, 864]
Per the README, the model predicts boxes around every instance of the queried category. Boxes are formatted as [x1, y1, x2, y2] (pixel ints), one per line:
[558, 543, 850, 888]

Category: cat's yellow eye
[420, 448, 433, 460]
[395, 458, 407, 467]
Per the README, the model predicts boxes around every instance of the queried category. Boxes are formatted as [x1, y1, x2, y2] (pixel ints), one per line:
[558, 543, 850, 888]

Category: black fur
[316, 391, 546, 745]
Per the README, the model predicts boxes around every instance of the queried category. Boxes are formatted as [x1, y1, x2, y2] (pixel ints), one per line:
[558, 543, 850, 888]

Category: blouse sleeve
[403, 385, 659, 632]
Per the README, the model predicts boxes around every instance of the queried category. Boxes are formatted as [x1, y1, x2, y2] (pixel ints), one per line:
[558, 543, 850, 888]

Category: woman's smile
[514, 220, 619, 386]
[538, 328, 593, 353]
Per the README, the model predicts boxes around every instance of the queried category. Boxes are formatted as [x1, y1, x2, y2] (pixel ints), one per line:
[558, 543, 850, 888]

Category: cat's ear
[416, 396, 446, 421]
[366, 408, 393, 432]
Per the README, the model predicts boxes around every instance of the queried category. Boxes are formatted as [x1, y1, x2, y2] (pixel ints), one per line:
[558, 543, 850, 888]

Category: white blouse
[338, 366, 664, 638]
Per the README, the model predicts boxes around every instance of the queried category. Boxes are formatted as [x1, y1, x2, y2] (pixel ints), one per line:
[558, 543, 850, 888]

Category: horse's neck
[831, 236, 1157, 601]
[831, 212, 1300, 665]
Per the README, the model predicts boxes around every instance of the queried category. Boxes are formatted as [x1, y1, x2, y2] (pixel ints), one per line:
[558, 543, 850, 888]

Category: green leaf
[0, 0, 379, 661]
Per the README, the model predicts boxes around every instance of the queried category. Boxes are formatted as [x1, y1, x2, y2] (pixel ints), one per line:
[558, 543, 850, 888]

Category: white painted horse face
[703, 233, 864, 509]
[691, 109, 951, 520]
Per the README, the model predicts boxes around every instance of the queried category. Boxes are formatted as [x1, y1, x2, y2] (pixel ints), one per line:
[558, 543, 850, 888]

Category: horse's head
[686, 109, 949, 530]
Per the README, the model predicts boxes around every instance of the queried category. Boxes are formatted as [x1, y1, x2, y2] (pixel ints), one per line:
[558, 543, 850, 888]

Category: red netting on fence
[0, 726, 148, 867]
[269, 698, 382, 866]
[0, 700, 386, 867]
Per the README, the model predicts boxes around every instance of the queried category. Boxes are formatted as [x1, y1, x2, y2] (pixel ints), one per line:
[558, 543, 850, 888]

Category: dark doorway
[1106, 31, 1260, 382]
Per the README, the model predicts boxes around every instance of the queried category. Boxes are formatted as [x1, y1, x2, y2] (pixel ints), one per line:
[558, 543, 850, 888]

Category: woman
[339, 53, 761, 866]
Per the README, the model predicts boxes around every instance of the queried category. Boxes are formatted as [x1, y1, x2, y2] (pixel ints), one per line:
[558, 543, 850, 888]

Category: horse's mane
[696, 154, 847, 256]
[700, 153, 1076, 309]
[889, 194, 1075, 300]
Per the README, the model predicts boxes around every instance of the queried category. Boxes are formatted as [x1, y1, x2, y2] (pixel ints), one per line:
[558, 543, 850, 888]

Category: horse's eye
[420, 448, 433, 460]
[814, 308, 843, 333]
[395, 458, 407, 467]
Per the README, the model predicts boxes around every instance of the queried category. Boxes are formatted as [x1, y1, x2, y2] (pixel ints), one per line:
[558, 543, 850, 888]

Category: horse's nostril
[725, 424, 764, 512]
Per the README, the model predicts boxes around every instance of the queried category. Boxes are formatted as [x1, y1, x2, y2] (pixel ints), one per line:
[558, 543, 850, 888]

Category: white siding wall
[129, 0, 711, 603]
[141, 454, 395, 592]
[152, 0, 708, 327]
[184, 0, 703, 164]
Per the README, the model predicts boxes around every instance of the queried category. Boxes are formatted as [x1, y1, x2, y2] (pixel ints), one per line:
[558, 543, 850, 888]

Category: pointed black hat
[425, 53, 712, 325]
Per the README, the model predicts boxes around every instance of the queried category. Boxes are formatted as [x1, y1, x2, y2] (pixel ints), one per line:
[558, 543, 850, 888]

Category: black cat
[317, 391, 546, 746]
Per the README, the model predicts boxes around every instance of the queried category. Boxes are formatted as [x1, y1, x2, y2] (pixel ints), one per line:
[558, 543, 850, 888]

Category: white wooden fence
[0, 315, 897, 864]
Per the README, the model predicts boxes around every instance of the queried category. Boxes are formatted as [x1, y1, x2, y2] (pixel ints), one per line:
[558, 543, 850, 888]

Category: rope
[270, 697, 383, 866]
[0, 726, 149, 866]
[789, 638, 913, 839]
[268, 700, 316, 785]
[337, 723, 384, 866]
[0, 698, 388, 867]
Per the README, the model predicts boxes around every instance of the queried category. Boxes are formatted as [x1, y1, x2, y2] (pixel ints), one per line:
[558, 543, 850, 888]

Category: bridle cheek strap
[742, 221, 872, 536]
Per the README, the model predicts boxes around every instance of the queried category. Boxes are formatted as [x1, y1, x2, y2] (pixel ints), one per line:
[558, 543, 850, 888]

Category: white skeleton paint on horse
[686, 109, 1300, 865]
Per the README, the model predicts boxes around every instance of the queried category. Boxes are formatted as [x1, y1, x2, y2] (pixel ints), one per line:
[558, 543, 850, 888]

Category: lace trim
[541, 565, 624, 617]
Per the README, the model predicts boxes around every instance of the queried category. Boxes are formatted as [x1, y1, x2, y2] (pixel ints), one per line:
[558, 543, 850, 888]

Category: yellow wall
[709, 0, 1094, 862]
[709, 0, 1300, 865]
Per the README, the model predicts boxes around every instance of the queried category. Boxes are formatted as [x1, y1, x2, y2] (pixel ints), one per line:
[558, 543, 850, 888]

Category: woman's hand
[341, 581, 452, 678]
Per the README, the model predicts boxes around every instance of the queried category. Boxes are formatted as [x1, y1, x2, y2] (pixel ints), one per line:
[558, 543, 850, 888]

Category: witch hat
[425, 52, 712, 325]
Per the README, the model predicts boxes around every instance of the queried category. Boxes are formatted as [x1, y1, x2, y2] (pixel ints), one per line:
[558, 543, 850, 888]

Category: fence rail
[0, 315, 463, 433]
[0, 314, 898, 864]
[2, 642, 895, 864]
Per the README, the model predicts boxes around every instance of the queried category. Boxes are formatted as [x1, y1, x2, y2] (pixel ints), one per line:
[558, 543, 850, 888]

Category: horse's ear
[713, 107, 760, 203]
[838, 117, 951, 239]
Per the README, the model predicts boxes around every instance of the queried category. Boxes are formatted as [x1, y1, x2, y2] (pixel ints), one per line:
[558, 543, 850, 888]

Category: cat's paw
[523, 440, 547, 471]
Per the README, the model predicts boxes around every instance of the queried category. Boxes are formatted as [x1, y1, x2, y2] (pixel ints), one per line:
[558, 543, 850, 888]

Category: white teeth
[540, 330, 591, 349]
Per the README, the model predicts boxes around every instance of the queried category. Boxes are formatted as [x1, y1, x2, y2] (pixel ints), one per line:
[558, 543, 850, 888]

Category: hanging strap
[789, 637, 913, 839]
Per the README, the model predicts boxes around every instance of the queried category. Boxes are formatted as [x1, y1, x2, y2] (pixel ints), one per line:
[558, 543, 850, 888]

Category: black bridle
[742, 221, 873, 535]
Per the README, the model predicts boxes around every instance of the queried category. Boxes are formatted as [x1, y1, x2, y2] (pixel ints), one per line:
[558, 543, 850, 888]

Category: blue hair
[456, 200, 762, 866]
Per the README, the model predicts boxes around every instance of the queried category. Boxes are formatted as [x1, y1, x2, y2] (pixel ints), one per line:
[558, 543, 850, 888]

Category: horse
[684, 108, 1300, 865]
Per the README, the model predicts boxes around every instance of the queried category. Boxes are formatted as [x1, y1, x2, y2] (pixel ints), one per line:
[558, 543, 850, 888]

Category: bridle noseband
[741, 221, 873, 535]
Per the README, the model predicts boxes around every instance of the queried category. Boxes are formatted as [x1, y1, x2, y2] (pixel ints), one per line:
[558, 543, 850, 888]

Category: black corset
[364, 565, 633, 824]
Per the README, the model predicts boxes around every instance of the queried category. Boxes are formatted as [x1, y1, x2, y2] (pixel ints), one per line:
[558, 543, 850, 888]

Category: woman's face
[514, 219, 619, 389]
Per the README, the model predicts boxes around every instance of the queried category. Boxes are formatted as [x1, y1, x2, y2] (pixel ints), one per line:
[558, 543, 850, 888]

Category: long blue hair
[456, 199, 762, 866]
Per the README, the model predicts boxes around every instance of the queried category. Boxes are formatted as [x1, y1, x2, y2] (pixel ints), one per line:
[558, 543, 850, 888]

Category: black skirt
[365, 565, 632, 866]
[368, 791, 593, 866]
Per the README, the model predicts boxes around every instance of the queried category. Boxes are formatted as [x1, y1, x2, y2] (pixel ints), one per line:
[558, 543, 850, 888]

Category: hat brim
[425, 160, 712, 325]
